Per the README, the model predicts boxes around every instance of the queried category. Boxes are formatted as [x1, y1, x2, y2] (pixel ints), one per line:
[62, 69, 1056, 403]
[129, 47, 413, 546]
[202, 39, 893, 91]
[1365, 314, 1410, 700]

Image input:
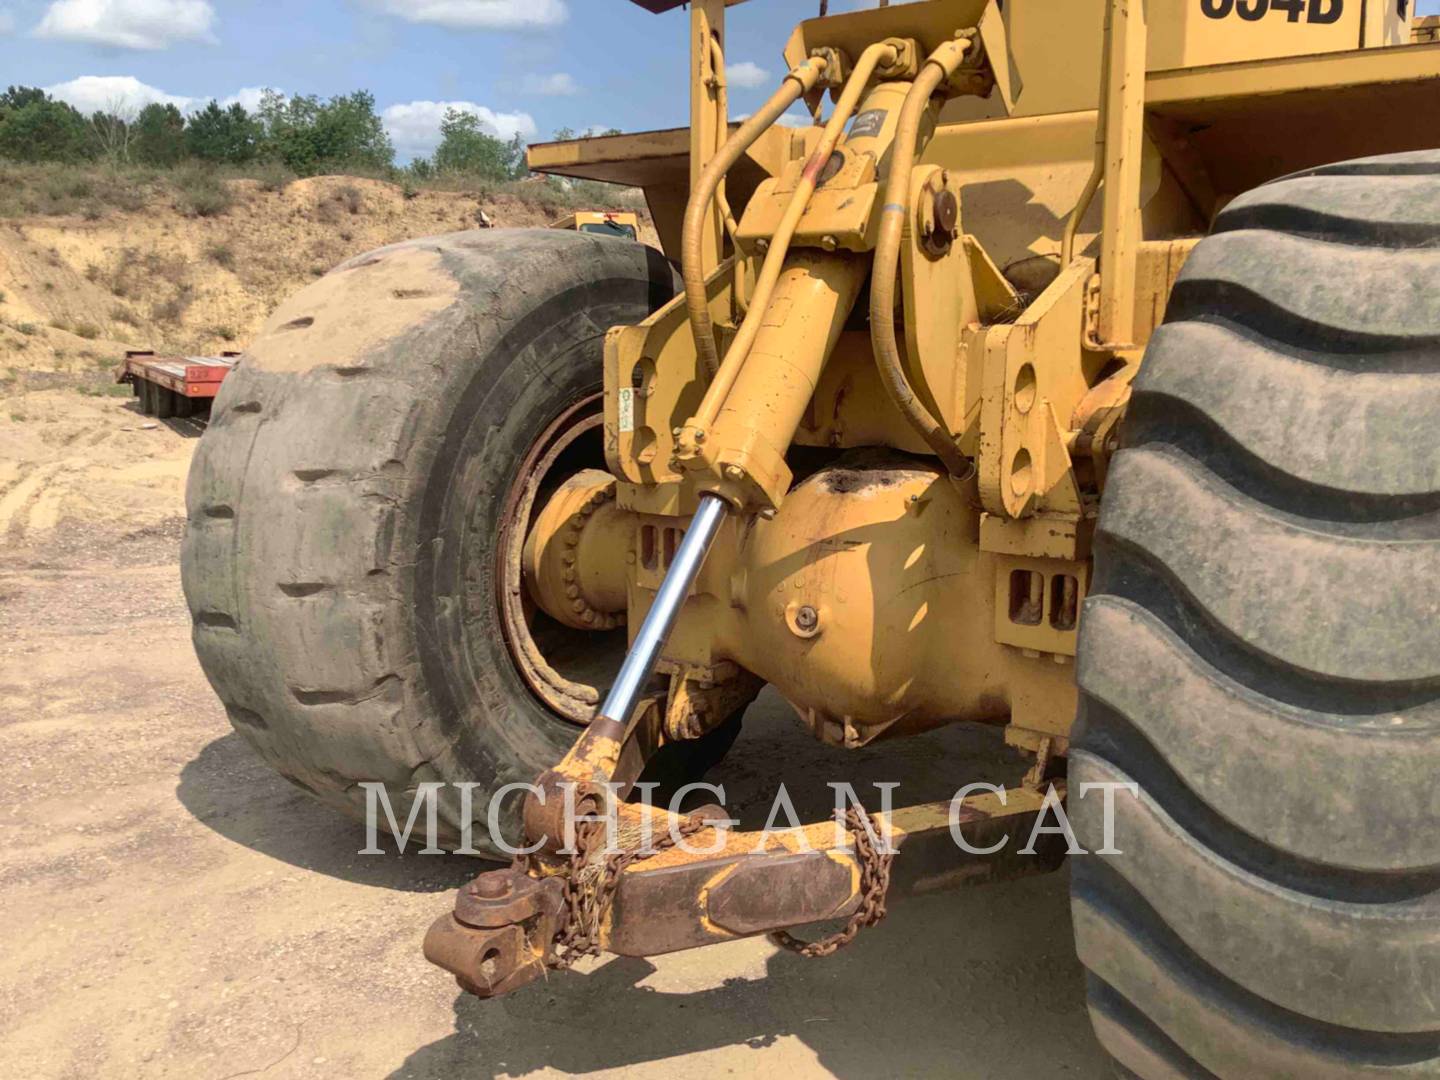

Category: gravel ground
[0, 396, 1110, 1079]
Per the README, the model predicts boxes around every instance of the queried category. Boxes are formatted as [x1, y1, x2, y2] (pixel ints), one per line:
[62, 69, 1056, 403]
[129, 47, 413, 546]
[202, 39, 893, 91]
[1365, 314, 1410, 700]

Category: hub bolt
[473, 874, 512, 900]
[796, 605, 819, 632]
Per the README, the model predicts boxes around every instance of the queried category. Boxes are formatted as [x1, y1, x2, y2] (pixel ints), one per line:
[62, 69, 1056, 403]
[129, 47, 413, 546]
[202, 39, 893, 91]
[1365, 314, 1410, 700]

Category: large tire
[1072, 150, 1440, 1077]
[181, 230, 679, 855]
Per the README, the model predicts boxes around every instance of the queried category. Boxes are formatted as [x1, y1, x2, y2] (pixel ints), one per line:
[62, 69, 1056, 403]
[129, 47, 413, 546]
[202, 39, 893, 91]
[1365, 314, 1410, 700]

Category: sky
[0, 0, 1436, 162]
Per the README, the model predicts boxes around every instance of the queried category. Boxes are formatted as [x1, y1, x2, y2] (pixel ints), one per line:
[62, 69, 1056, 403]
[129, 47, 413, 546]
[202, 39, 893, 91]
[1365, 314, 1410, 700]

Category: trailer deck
[118, 351, 239, 419]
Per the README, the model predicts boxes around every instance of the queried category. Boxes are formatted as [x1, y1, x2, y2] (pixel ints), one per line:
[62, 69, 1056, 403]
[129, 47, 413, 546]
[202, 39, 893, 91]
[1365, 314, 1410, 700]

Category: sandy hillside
[0, 175, 655, 542]
[0, 175, 655, 378]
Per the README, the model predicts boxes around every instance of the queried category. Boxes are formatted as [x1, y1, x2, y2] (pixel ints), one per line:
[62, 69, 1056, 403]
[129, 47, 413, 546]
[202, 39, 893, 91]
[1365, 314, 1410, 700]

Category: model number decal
[617, 387, 635, 433]
[1202, 0, 1343, 23]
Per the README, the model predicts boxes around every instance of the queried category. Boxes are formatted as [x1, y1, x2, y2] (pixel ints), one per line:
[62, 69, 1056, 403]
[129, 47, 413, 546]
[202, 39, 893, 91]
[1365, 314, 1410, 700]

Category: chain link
[545, 805, 892, 967]
[768, 806, 895, 958]
[552, 814, 709, 968]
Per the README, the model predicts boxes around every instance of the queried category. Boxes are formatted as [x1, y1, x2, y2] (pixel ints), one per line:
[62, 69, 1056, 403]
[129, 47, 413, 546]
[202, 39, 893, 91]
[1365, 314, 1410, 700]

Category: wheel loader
[548, 209, 642, 240]
[180, 0, 1440, 1074]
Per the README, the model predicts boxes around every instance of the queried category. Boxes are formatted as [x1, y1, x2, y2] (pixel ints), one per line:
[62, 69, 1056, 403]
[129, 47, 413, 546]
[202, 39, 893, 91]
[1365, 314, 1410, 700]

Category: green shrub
[152, 285, 195, 324]
[205, 241, 237, 270]
[174, 167, 234, 217]
[253, 160, 294, 192]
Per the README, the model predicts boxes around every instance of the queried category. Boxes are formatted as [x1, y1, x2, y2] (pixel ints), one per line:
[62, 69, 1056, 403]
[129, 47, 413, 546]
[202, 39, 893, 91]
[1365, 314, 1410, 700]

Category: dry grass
[0, 159, 646, 224]
[0, 162, 158, 218]
[205, 241, 237, 270]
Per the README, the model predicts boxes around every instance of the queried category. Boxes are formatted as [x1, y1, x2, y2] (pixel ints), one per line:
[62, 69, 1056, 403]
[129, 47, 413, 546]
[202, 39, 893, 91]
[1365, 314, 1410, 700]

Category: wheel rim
[495, 393, 627, 724]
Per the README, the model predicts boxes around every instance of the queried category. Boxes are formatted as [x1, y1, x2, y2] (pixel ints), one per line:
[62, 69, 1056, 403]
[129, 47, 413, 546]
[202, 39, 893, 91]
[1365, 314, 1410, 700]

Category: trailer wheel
[154, 386, 176, 420]
[137, 380, 155, 415]
[1072, 150, 1440, 1076]
[181, 230, 703, 856]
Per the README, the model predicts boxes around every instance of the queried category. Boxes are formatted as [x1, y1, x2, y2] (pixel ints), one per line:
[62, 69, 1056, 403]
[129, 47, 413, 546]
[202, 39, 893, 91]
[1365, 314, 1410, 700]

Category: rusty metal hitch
[425, 782, 1068, 999]
[424, 867, 565, 998]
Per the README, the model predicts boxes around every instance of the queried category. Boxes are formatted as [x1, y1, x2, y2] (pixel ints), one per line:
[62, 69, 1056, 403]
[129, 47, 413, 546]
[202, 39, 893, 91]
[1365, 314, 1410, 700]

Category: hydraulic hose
[868, 37, 974, 479]
[683, 57, 828, 380]
[695, 40, 901, 429]
[706, 36, 746, 249]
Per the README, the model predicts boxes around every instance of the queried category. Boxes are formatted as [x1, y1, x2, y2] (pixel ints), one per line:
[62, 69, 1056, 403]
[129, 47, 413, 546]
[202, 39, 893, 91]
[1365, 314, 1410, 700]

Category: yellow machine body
[521, 0, 1440, 759]
[548, 209, 642, 240]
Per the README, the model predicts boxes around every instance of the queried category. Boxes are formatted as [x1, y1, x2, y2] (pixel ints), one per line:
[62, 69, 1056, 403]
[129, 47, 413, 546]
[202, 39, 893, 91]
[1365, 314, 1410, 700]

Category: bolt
[820, 234, 839, 252]
[724, 464, 744, 481]
[795, 605, 819, 632]
[759, 508, 776, 521]
[756, 238, 769, 253]
[474, 874, 512, 900]
[672, 427, 682, 438]
[694, 431, 706, 443]
[933, 189, 958, 236]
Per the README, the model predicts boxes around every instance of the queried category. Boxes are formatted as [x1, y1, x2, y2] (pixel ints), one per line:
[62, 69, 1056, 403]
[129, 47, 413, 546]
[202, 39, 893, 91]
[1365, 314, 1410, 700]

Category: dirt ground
[0, 390, 1110, 1079]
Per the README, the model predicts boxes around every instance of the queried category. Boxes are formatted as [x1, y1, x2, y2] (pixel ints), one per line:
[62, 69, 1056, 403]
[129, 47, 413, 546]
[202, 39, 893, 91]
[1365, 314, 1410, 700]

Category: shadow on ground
[177, 692, 1106, 1077]
[176, 732, 477, 894]
[392, 870, 1098, 1079]
[120, 397, 209, 439]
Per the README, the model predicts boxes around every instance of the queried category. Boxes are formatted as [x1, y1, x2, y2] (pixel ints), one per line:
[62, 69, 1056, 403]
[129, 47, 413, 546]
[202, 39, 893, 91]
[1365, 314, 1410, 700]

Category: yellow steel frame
[523, 0, 1439, 758]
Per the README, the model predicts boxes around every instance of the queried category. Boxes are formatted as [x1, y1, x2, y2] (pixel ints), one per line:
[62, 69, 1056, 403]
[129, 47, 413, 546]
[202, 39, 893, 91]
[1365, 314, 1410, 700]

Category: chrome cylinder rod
[597, 493, 730, 725]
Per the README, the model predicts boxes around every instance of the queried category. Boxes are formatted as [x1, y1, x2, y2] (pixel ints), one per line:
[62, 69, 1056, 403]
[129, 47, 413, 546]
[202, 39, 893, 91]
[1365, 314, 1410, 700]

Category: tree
[0, 90, 90, 162]
[551, 126, 621, 141]
[88, 101, 137, 165]
[133, 103, 186, 166]
[431, 108, 523, 180]
[0, 86, 49, 114]
[185, 101, 260, 164]
[257, 89, 393, 176]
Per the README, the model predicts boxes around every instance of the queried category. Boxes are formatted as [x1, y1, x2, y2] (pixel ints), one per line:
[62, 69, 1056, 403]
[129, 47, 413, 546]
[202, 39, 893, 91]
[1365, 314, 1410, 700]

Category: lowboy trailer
[118, 350, 240, 420]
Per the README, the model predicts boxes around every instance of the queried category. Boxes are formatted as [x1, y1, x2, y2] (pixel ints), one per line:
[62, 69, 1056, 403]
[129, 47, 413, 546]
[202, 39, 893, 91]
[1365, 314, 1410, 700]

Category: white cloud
[522, 72, 577, 96]
[382, 100, 538, 158]
[371, 0, 566, 30]
[737, 109, 813, 130]
[34, 0, 216, 50]
[45, 75, 195, 115]
[220, 86, 274, 112]
[726, 61, 770, 90]
[43, 76, 284, 116]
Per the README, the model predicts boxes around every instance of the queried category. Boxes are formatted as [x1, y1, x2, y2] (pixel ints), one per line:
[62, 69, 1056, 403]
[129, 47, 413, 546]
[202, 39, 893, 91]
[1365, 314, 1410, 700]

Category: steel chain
[552, 813, 710, 968]
[767, 806, 895, 958]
